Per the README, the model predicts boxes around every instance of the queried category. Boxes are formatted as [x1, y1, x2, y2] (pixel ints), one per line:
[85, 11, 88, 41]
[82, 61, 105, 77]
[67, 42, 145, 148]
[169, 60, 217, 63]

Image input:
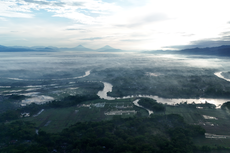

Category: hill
[60, 45, 93, 51]
[143, 45, 230, 57]
[179, 45, 230, 57]
[0, 44, 124, 52]
[97, 45, 123, 52]
[0, 45, 57, 52]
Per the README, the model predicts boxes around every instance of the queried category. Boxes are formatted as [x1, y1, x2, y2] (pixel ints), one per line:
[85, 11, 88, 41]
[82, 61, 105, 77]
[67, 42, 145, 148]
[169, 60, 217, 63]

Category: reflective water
[97, 82, 115, 100]
[214, 71, 230, 82]
[133, 99, 153, 115]
[52, 70, 91, 80]
[97, 82, 230, 106]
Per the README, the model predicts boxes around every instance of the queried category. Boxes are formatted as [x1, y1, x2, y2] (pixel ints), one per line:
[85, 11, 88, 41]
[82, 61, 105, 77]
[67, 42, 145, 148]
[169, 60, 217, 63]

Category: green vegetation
[21, 98, 144, 133]
[102, 67, 230, 98]
[0, 114, 208, 153]
[0, 94, 26, 113]
[0, 95, 100, 123]
[1, 96, 230, 152]
[0, 81, 103, 114]
[138, 98, 165, 113]
[0, 121, 36, 143]
[8, 94, 27, 100]
[1, 47, 230, 152]
[166, 103, 230, 134]
[221, 101, 230, 110]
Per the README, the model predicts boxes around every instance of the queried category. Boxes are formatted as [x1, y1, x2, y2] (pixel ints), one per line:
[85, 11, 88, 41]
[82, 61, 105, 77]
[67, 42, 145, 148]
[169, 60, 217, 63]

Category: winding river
[97, 72, 230, 107]
[74, 70, 91, 79]
[214, 71, 230, 82]
[133, 99, 154, 115]
[10, 70, 230, 108]
[52, 70, 91, 80]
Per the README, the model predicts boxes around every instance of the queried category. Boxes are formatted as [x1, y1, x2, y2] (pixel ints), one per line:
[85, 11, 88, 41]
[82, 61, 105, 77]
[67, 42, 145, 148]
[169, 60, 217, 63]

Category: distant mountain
[0, 44, 94, 52]
[0, 45, 34, 52]
[179, 45, 230, 57]
[0, 44, 125, 52]
[34, 47, 57, 52]
[97, 45, 123, 52]
[143, 45, 230, 57]
[60, 45, 93, 51]
[0, 45, 57, 52]
[30, 46, 59, 51]
[0, 45, 9, 50]
[73, 45, 94, 51]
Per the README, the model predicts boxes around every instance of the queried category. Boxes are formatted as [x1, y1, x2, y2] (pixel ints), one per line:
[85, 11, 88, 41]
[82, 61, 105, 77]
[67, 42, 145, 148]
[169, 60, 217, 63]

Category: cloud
[53, 2, 66, 7]
[222, 36, 230, 41]
[23, 0, 67, 7]
[2, 0, 230, 50]
[182, 34, 195, 37]
[66, 28, 85, 31]
[182, 33, 230, 48]
[23, 0, 82, 7]
[80, 37, 103, 40]
[114, 13, 169, 28]
[12, 0, 119, 24]
[220, 31, 230, 36]
[200, 40, 230, 47]
[142, 13, 168, 23]
[0, 12, 33, 18]
[0, 17, 7, 21]
[132, 13, 169, 27]
[24, 0, 49, 5]
[164, 39, 230, 50]
[121, 39, 142, 42]
[0, 1, 33, 18]
[121, 38, 151, 42]
[72, 2, 84, 6]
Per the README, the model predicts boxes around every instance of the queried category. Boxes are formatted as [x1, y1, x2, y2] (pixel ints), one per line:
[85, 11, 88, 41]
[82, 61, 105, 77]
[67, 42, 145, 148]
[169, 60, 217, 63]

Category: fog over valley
[1, 0, 230, 152]
[1, 51, 230, 108]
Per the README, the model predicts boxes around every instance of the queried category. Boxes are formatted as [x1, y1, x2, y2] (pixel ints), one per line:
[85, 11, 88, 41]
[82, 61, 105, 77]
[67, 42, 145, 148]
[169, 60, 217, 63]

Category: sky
[1, 0, 230, 50]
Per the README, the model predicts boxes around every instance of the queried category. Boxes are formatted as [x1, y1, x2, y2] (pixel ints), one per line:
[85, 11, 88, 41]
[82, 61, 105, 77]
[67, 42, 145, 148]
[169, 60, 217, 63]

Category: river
[20, 70, 91, 105]
[214, 71, 230, 82]
[97, 71, 230, 107]
[52, 70, 91, 80]
[133, 99, 154, 115]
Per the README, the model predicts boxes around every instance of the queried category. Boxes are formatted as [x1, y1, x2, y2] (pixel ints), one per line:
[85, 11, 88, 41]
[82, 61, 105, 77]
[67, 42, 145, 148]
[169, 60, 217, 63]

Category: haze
[1, 1, 230, 152]
[1, 0, 230, 50]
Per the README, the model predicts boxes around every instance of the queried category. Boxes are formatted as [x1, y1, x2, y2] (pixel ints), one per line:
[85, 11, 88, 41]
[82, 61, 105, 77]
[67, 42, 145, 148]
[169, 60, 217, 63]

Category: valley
[1, 52, 230, 152]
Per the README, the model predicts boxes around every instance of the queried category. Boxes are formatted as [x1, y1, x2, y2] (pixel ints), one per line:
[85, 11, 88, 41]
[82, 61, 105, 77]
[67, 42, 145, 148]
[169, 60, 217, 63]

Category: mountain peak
[101, 45, 114, 49]
[68, 45, 93, 51]
[97, 45, 116, 51]
[75, 45, 85, 48]
[97, 45, 122, 52]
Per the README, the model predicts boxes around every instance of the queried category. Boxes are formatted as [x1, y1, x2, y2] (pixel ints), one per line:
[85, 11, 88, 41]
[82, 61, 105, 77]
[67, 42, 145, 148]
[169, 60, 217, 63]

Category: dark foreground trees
[221, 101, 230, 110]
[138, 98, 166, 113]
[0, 114, 208, 153]
[0, 94, 99, 123]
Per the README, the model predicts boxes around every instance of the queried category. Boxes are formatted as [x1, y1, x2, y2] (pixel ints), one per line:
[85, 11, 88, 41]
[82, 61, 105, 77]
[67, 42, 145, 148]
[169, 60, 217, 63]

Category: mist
[0, 51, 230, 112]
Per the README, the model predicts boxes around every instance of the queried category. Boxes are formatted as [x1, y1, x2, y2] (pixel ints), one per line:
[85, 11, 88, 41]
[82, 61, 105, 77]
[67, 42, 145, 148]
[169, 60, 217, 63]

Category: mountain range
[178, 45, 230, 56]
[0, 45, 123, 52]
[144, 45, 230, 57]
[1, 44, 230, 56]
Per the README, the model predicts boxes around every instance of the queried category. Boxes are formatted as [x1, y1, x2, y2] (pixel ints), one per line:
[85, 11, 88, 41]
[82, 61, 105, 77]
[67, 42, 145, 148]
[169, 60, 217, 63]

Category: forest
[1, 114, 209, 153]
[138, 98, 165, 113]
[1, 96, 230, 152]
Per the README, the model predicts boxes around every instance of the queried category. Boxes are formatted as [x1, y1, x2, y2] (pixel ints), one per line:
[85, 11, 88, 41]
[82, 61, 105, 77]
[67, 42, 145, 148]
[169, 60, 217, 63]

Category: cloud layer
[1, 0, 230, 50]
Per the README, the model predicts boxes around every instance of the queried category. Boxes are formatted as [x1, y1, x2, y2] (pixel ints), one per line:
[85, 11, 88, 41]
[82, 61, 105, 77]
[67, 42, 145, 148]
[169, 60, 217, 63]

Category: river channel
[97, 72, 230, 107]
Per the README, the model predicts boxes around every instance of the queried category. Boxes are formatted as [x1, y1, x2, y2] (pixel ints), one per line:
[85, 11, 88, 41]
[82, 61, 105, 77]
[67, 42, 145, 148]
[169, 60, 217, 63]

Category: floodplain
[1, 52, 230, 152]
